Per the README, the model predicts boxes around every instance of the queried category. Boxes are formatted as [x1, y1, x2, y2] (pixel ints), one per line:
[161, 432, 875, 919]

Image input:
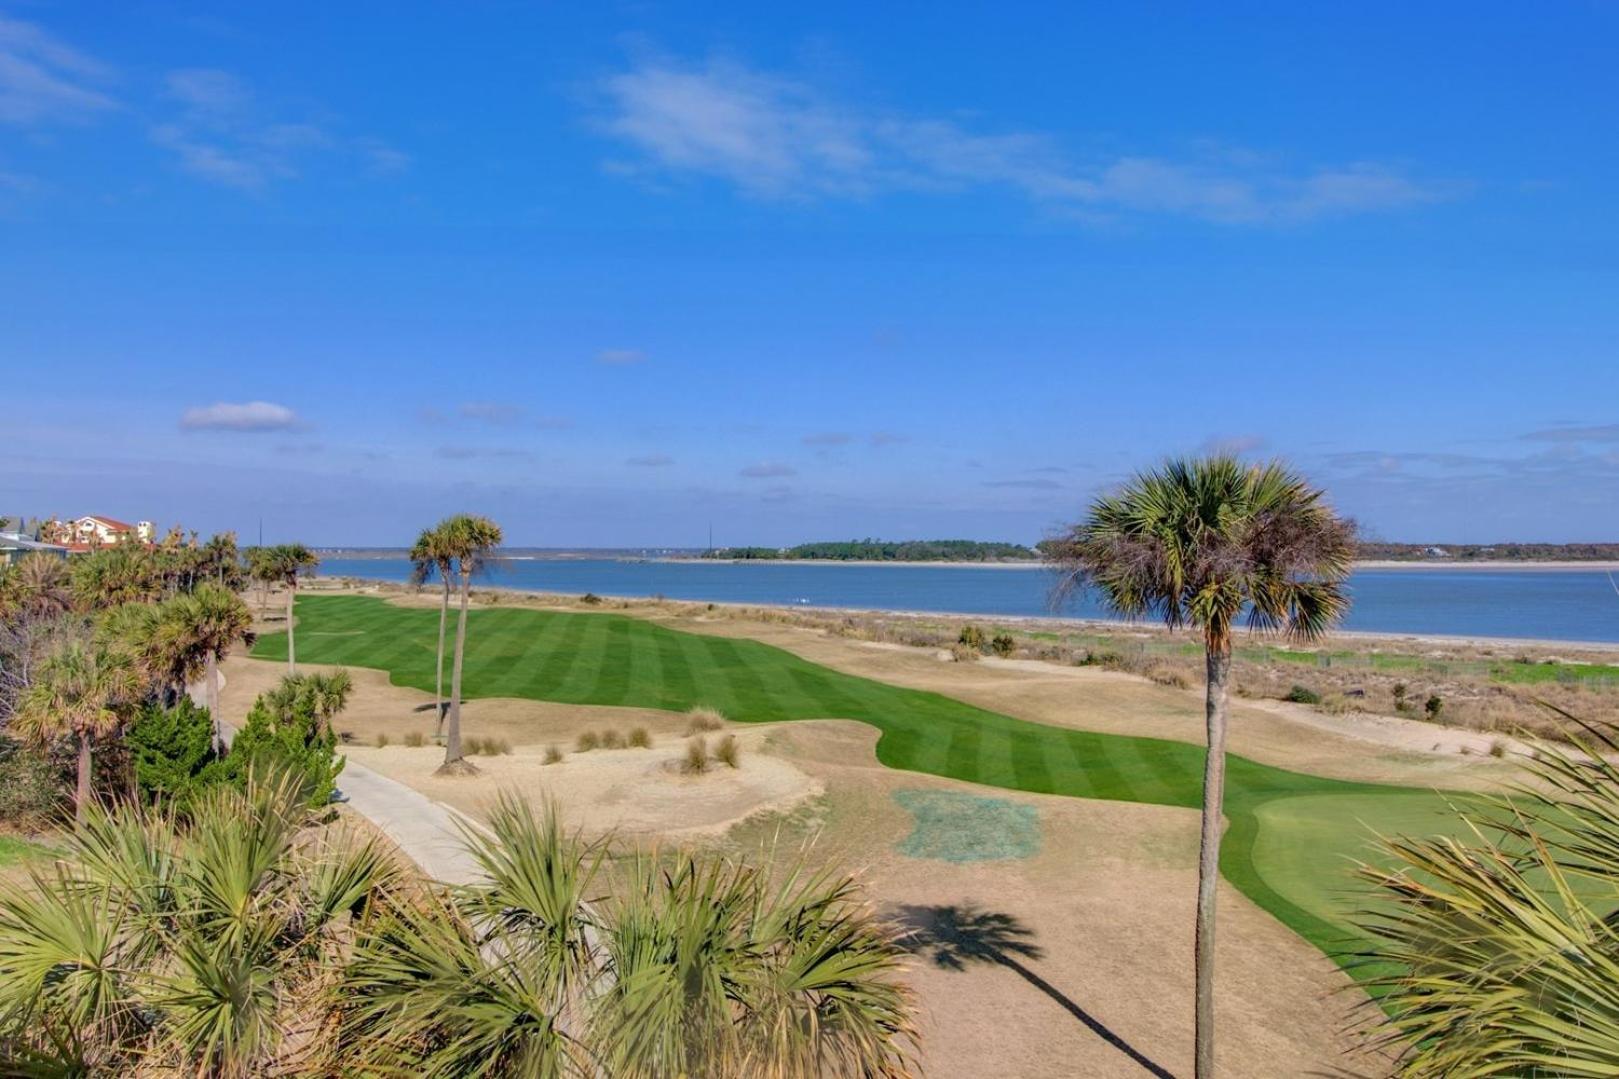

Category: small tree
[126, 697, 222, 804]
[13, 638, 142, 821]
[225, 675, 347, 807]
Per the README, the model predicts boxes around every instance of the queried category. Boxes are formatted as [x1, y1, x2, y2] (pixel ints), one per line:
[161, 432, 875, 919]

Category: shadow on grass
[894, 903, 1176, 1079]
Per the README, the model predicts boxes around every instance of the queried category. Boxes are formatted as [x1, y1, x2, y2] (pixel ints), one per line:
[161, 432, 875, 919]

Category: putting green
[254, 594, 1478, 970]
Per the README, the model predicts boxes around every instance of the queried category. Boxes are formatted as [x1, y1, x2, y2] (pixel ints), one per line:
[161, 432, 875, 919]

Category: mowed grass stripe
[255, 594, 1462, 971]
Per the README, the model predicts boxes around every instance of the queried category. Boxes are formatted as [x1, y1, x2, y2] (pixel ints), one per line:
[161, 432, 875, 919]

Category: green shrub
[543, 744, 564, 765]
[989, 632, 1016, 658]
[714, 734, 740, 769]
[1425, 694, 1445, 721]
[126, 698, 224, 804]
[958, 625, 986, 651]
[628, 727, 651, 748]
[576, 731, 601, 752]
[1392, 682, 1409, 710]
[225, 678, 345, 807]
[1285, 685, 1322, 705]
[682, 736, 709, 775]
[581, 592, 603, 605]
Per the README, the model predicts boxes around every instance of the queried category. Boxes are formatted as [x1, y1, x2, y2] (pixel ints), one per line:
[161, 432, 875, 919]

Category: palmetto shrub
[335, 794, 917, 1077]
[1352, 718, 1619, 1075]
[0, 771, 399, 1076]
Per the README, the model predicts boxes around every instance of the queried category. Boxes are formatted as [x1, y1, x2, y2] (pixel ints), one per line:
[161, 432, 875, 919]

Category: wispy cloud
[983, 478, 1062, 490]
[0, 14, 115, 126]
[151, 67, 405, 190]
[597, 56, 1454, 224]
[626, 453, 674, 467]
[596, 348, 647, 365]
[180, 400, 302, 432]
[869, 431, 909, 446]
[1522, 423, 1619, 444]
[458, 401, 524, 425]
[435, 446, 534, 461]
[739, 462, 796, 479]
[801, 431, 852, 447]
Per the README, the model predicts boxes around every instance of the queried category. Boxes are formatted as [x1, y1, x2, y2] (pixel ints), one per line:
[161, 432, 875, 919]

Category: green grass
[0, 836, 45, 868]
[256, 594, 1480, 970]
[1489, 659, 1619, 685]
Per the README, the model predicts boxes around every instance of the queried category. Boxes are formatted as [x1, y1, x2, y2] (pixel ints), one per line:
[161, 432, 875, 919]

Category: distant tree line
[1356, 541, 1619, 561]
[704, 538, 1040, 562]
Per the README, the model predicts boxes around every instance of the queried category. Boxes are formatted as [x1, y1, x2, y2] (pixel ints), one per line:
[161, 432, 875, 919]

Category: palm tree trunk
[1194, 642, 1232, 1079]
[285, 581, 297, 674]
[443, 569, 471, 768]
[207, 650, 223, 753]
[435, 576, 450, 737]
[76, 730, 93, 823]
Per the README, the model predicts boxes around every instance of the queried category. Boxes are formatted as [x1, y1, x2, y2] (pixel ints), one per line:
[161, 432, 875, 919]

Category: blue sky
[3, 2, 1617, 546]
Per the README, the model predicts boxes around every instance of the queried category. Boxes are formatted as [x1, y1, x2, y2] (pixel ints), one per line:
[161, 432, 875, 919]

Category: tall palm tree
[265, 544, 319, 674]
[409, 522, 456, 737]
[436, 514, 502, 775]
[13, 637, 142, 820]
[1046, 456, 1353, 1078]
[162, 584, 254, 751]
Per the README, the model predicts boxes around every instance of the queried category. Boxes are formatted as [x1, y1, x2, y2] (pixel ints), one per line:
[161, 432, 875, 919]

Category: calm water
[314, 556, 1619, 644]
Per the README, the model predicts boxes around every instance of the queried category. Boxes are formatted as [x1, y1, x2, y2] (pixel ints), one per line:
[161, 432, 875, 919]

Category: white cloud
[0, 14, 116, 125]
[1523, 423, 1619, 444]
[739, 462, 796, 479]
[180, 401, 301, 431]
[153, 66, 404, 190]
[596, 348, 647, 365]
[597, 56, 1453, 224]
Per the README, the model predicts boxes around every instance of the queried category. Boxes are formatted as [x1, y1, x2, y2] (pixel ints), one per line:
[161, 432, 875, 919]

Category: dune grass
[255, 594, 1478, 968]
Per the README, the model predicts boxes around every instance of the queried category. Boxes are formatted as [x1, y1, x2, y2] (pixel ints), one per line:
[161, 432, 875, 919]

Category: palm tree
[1352, 720, 1619, 1075]
[12, 637, 142, 820]
[164, 584, 254, 751]
[12, 552, 72, 619]
[409, 522, 457, 737]
[264, 544, 319, 674]
[336, 795, 917, 1076]
[436, 514, 502, 775]
[1046, 455, 1353, 1078]
[0, 774, 399, 1074]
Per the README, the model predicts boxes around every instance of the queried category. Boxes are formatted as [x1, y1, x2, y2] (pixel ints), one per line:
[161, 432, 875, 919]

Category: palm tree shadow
[894, 903, 1177, 1079]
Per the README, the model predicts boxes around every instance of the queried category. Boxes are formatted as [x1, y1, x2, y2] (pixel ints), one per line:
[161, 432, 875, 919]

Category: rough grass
[255, 594, 1480, 972]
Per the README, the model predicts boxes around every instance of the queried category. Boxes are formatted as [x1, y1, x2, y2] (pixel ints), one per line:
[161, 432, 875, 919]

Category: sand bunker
[349, 731, 821, 838]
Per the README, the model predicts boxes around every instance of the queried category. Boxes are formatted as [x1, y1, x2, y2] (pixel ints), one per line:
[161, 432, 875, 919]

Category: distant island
[701, 539, 1039, 563]
[1357, 542, 1619, 562]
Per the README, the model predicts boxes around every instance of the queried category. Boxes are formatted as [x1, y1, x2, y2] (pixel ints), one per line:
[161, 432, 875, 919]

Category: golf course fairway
[254, 593, 1480, 970]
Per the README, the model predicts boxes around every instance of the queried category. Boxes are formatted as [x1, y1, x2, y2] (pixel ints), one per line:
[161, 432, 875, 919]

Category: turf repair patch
[894, 790, 1040, 863]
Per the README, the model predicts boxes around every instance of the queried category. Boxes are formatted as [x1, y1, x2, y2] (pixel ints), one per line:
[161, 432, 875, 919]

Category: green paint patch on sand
[894, 790, 1040, 863]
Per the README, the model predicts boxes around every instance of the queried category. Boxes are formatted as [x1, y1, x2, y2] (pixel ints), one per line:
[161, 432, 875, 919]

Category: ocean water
[313, 556, 1619, 644]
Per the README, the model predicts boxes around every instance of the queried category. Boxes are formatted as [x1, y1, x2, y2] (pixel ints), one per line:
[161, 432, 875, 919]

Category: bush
[126, 698, 224, 804]
[1392, 682, 1409, 709]
[225, 679, 346, 808]
[465, 736, 511, 757]
[581, 592, 602, 605]
[1425, 694, 1445, 721]
[374, 733, 391, 748]
[714, 734, 740, 769]
[1285, 685, 1322, 705]
[576, 731, 601, 753]
[628, 727, 651, 748]
[989, 632, 1015, 658]
[600, 729, 626, 750]
[685, 706, 725, 734]
[543, 744, 564, 765]
[1146, 665, 1190, 690]
[949, 643, 980, 663]
[1489, 739, 1507, 758]
[0, 736, 66, 828]
[1317, 693, 1354, 715]
[403, 731, 425, 748]
[682, 736, 710, 775]
[958, 625, 986, 651]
